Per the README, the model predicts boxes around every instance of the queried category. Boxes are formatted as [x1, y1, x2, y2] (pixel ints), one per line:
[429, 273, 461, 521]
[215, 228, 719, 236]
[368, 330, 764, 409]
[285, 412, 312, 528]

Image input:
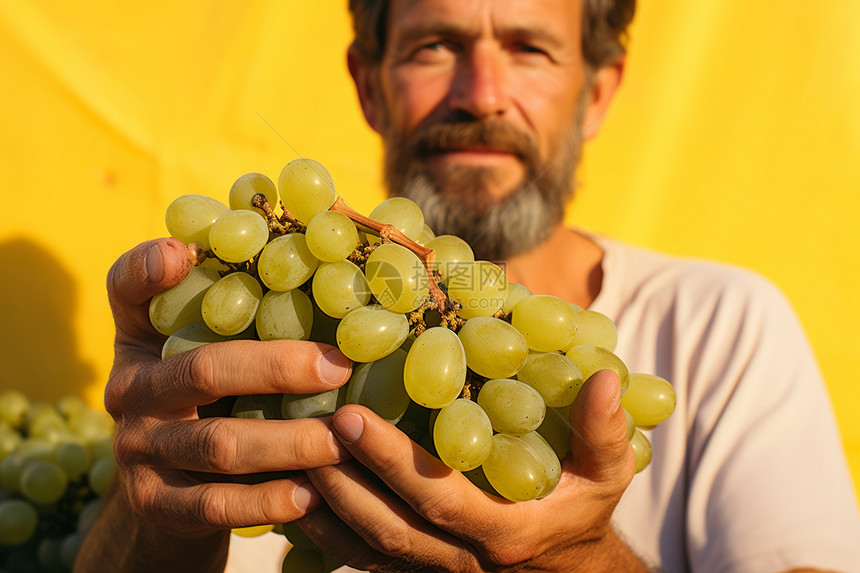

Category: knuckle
[184, 346, 218, 399]
[196, 418, 240, 474]
[372, 520, 413, 558]
[417, 490, 462, 526]
[196, 485, 228, 528]
[126, 479, 157, 520]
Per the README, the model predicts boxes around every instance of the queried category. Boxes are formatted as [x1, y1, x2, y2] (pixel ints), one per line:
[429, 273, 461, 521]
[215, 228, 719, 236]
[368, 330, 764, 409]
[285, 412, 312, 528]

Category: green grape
[516, 352, 583, 408]
[345, 350, 410, 424]
[417, 223, 436, 245]
[624, 408, 636, 440]
[424, 235, 474, 284]
[511, 295, 578, 352]
[457, 317, 528, 379]
[148, 266, 220, 336]
[68, 409, 113, 443]
[59, 532, 85, 570]
[462, 465, 499, 496]
[201, 272, 263, 336]
[367, 196, 425, 243]
[38, 536, 65, 571]
[280, 521, 317, 549]
[281, 388, 342, 420]
[0, 499, 38, 546]
[232, 524, 275, 537]
[76, 499, 101, 534]
[446, 260, 508, 319]
[1, 455, 28, 492]
[53, 441, 91, 480]
[477, 379, 545, 436]
[630, 429, 653, 473]
[312, 260, 371, 319]
[20, 460, 68, 505]
[231, 395, 283, 420]
[395, 400, 433, 443]
[161, 322, 257, 360]
[281, 546, 326, 572]
[257, 233, 319, 291]
[0, 429, 22, 459]
[565, 344, 630, 395]
[27, 408, 69, 442]
[562, 309, 618, 352]
[55, 395, 87, 419]
[336, 305, 409, 363]
[536, 406, 571, 461]
[519, 431, 562, 497]
[621, 373, 676, 429]
[403, 327, 467, 409]
[229, 172, 279, 217]
[278, 158, 336, 224]
[309, 303, 340, 346]
[208, 210, 269, 263]
[482, 434, 546, 502]
[364, 243, 428, 313]
[164, 194, 230, 250]
[501, 282, 532, 315]
[88, 456, 117, 496]
[433, 399, 493, 471]
[256, 289, 314, 341]
[87, 435, 115, 462]
[305, 211, 359, 262]
[0, 390, 29, 429]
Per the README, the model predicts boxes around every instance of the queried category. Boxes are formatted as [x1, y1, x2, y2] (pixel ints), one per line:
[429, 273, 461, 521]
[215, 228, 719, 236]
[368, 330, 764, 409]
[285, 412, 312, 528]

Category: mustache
[408, 119, 540, 164]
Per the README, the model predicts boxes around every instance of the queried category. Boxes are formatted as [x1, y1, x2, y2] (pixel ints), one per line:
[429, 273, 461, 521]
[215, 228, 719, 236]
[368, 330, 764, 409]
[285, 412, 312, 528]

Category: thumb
[568, 369, 635, 485]
[107, 238, 193, 346]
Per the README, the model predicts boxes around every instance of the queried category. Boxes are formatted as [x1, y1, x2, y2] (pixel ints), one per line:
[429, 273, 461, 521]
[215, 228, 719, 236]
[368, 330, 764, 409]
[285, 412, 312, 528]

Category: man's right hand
[76, 238, 353, 571]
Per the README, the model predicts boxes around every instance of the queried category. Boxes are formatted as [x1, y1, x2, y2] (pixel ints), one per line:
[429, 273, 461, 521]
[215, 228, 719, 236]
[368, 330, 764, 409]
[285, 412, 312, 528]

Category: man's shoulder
[595, 235, 789, 314]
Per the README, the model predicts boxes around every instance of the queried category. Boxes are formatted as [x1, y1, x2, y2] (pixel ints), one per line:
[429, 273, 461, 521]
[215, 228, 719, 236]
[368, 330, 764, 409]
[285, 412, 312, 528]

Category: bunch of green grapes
[151, 158, 676, 567]
[0, 390, 116, 572]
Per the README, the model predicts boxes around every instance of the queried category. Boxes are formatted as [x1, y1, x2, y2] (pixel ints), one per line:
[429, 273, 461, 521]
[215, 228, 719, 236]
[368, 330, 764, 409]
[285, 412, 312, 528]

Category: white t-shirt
[227, 237, 860, 573]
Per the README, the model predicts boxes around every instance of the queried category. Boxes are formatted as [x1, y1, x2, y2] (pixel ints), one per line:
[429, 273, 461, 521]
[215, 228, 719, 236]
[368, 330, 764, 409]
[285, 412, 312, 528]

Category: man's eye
[515, 43, 547, 56]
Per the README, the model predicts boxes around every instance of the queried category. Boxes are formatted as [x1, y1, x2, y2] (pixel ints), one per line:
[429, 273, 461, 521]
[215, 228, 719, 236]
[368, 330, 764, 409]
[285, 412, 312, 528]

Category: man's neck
[502, 225, 604, 309]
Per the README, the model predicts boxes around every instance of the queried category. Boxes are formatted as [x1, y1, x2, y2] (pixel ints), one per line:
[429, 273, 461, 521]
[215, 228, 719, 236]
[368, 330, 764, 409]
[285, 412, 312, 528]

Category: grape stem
[328, 197, 449, 311]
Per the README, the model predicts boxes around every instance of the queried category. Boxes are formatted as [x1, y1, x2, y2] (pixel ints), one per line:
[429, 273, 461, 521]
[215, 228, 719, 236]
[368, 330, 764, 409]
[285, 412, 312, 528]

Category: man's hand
[75, 238, 353, 572]
[301, 370, 646, 572]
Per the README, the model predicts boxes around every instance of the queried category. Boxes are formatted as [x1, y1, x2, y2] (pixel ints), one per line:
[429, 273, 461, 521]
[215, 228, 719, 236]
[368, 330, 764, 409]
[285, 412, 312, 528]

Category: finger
[125, 466, 323, 531]
[327, 406, 503, 546]
[296, 505, 399, 571]
[306, 461, 481, 571]
[568, 369, 635, 485]
[108, 339, 351, 414]
[116, 416, 350, 474]
[107, 238, 194, 350]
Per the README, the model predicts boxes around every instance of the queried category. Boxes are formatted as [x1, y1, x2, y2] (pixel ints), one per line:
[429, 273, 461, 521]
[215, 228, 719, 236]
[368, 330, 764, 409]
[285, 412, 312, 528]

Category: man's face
[370, 0, 590, 260]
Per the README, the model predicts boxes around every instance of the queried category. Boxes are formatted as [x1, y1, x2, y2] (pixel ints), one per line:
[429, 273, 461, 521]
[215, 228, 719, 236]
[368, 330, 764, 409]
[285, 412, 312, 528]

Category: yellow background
[1, 2, 858, 499]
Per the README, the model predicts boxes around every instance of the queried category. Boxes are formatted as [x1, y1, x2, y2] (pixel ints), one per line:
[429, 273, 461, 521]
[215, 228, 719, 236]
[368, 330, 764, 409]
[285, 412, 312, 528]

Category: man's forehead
[385, 0, 582, 41]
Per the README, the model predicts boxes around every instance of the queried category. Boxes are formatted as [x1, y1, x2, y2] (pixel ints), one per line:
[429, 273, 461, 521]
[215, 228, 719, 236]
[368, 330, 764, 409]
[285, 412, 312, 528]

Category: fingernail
[145, 243, 164, 283]
[333, 412, 364, 443]
[318, 349, 352, 385]
[293, 482, 321, 510]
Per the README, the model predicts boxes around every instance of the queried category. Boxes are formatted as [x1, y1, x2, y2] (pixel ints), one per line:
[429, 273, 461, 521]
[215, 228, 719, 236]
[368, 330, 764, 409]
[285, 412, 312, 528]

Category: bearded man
[76, 1, 860, 572]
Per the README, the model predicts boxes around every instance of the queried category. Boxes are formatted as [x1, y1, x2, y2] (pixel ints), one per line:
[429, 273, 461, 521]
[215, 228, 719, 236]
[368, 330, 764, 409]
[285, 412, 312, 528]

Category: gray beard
[396, 165, 575, 262]
[381, 107, 587, 262]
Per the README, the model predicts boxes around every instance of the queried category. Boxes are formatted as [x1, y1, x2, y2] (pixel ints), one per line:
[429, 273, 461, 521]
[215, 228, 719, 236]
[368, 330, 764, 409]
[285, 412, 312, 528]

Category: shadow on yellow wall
[0, 238, 96, 402]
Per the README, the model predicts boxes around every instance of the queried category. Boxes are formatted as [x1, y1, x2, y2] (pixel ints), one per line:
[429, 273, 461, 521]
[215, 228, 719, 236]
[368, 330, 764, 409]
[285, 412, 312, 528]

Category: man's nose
[449, 43, 509, 118]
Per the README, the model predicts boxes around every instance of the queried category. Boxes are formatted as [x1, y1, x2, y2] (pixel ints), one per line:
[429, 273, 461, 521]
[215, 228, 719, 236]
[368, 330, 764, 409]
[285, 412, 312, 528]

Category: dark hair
[348, 0, 636, 70]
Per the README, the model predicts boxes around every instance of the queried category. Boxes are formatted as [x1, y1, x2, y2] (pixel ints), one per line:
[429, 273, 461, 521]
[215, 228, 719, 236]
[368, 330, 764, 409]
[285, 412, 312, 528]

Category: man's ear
[580, 56, 625, 140]
[348, 45, 383, 133]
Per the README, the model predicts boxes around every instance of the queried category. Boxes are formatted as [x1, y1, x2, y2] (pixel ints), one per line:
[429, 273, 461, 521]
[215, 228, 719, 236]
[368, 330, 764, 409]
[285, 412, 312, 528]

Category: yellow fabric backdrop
[1, 2, 858, 500]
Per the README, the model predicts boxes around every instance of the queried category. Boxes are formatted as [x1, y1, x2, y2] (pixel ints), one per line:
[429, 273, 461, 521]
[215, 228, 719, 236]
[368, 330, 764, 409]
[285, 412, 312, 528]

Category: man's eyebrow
[393, 20, 566, 50]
